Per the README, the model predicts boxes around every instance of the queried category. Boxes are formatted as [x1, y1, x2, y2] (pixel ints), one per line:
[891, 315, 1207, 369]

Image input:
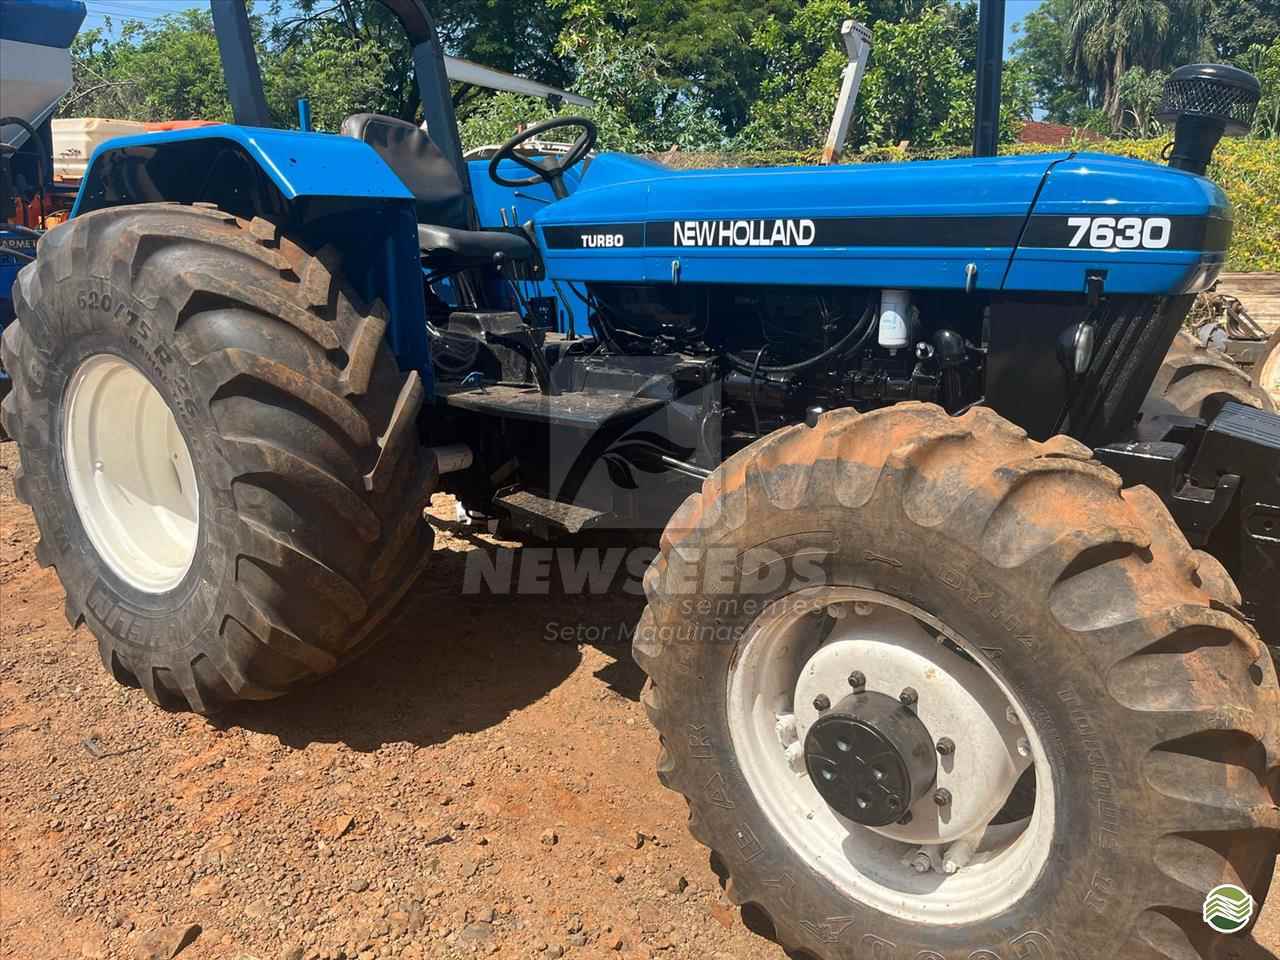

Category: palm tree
[1066, 0, 1211, 127]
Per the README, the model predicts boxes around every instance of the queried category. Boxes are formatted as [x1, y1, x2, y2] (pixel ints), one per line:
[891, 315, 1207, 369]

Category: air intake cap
[1157, 63, 1261, 134]
[1157, 64, 1261, 175]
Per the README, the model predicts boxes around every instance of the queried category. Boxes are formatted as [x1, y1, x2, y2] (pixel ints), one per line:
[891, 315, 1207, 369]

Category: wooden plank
[1216, 272, 1280, 334]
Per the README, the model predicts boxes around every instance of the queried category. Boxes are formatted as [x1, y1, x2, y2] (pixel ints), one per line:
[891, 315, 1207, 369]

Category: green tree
[1010, 0, 1092, 124]
[1113, 65, 1168, 137]
[264, 25, 395, 131]
[737, 0, 1031, 151]
[1241, 39, 1280, 137]
[61, 11, 234, 122]
[1065, 0, 1211, 128]
[269, 0, 573, 120]
[1210, 0, 1280, 62]
[458, 0, 725, 151]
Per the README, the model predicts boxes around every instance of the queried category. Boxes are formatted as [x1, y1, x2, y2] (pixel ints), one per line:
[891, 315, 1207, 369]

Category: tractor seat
[340, 113, 533, 268]
[416, 223, 531, 268]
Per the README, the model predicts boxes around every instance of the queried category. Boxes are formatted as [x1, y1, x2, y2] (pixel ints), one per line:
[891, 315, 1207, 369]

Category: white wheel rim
[727, 586, 1055, 925]
[63, 354, 199, 593]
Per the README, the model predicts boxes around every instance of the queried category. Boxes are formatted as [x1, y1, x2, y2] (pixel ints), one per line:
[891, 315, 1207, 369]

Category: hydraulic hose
[727, 300, 877, 376]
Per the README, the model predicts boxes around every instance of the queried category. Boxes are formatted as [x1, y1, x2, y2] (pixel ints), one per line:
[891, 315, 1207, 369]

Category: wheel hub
[804, 691, 936, 827]
[792, 606, 1030, 845]
[63, 353, 199, 594]
[727, 586, 1055, 924]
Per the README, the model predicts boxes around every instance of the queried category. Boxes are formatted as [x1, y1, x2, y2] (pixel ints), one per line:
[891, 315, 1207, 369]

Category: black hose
[727, 300, 877, 376]
[0, 117, 49, 229]
[749, 346, 766, 436]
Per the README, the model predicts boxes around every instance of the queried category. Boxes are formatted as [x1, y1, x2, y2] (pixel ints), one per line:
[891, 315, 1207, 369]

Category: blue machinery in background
[0, 0, 88, 349]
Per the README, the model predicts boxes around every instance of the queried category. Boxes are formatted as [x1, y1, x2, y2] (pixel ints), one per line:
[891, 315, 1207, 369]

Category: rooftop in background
[1017, 119, 1104, 145]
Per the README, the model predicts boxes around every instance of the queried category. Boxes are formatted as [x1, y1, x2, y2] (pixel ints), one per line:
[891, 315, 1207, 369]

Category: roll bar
[208, 0, 472, 211]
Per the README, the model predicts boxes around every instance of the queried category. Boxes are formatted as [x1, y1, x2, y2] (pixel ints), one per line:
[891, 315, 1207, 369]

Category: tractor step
[494, 488, 605, 538]
[439, 383, 665, 429]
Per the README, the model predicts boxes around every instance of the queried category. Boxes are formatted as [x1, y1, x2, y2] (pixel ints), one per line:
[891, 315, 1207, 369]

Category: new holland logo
[673, 218, 816, 248]
[1203, 883, 1255, 934]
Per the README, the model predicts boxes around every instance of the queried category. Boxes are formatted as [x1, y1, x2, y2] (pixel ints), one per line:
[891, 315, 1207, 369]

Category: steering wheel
[488, 116, 597, 199]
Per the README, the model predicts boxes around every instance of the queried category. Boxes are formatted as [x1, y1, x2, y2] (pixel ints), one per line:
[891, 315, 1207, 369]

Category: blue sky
[83, 0, 1048, 54]
[1004, 0, 1046, 52]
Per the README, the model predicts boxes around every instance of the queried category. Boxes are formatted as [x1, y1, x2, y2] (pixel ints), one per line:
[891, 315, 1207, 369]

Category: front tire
[0, 203, 436, 712]
[1147, 330, 1275, 422]
[635, 403, 1279, 960]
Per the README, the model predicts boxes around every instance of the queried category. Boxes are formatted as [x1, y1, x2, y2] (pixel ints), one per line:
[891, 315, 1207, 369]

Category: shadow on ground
[224, 518, 650, 752]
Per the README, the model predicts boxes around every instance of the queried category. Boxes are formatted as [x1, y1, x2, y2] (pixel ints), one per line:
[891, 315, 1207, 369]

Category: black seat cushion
[417, 223, 532, 266]
[343, 113, 533, 268]
[341, 113, 471, 229]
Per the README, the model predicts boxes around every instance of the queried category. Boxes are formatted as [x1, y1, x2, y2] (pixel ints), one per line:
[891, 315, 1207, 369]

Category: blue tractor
[1, 2, 1277, 957]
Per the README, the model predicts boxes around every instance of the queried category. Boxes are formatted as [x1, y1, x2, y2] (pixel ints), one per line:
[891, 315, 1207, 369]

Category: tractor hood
[533, 151, 1232, 295]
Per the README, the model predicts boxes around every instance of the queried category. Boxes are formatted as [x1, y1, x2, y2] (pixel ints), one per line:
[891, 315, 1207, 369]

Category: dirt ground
[1, 438, 1277, 960]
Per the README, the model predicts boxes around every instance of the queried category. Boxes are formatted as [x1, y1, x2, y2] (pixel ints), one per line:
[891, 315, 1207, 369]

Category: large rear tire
[0, 203, 436, 712]
[634, 403, 1279, 960]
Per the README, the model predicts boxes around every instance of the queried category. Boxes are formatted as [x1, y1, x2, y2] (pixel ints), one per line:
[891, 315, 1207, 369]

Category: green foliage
[1113, 65, 1168, 137]
[458, 0, 726, 152]
[1210, 0, 1280, 61]
[266, 0, 419, 121]
[62, 4, 399, 129]
[264, 28, 394, 132]
[1011, 0, 1092, 124]
[626, 0, 786, 133]
[431, 0, 571, 85]
[733, 0, 859, 150]
[1011, 0, 1280, 139]
[1063, 0, 1211, 127]
[63, 11, 233, 122]
[1239, 40, 1280, 137]
[736, 1, 1031, 151]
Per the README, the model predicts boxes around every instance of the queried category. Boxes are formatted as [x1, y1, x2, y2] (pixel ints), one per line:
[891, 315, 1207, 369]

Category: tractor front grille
[1062, 294, 1194, 446]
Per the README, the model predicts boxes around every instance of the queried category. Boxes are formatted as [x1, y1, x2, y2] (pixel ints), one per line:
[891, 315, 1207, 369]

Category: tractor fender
[69, 126, 431, 380]
[71, 125, 414, 214]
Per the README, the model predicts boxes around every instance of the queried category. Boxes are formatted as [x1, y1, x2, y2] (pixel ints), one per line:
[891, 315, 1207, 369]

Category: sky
[83, 0, 1049, 54]
[1004, 0, 1047, 53]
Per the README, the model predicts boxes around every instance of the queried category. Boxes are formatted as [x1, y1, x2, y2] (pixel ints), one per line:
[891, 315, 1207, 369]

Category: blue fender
[71, 125, 430, 379]
[72, 125, 414, 211]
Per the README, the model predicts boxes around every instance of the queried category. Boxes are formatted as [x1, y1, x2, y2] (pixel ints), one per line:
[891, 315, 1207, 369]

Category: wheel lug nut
[826, 603, 848, 620]
[1006, 706, 1020, 726]
[813, 694, 831, 712]
[936, 737, 955, 757]
[848, 670, 866, 689]
[853, 601, 874, 617]
[934, 788, 952, 807]
[910, 851, 931, 874]
[1016, 737, 1031, 758]
[899, 687, 918, 708]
